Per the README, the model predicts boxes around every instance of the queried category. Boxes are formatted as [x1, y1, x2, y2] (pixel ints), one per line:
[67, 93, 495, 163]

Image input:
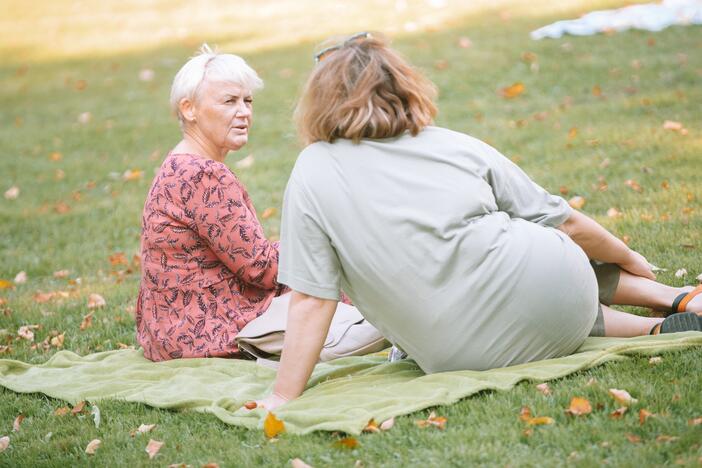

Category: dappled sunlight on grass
[2, 0, 626, 64]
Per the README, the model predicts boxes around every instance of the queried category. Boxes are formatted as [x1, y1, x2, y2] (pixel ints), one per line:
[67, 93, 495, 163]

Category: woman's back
[279, 126, 598, 372]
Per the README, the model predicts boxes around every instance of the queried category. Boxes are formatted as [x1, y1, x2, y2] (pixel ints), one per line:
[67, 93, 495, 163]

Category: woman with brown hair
[256, 33, 702, 410]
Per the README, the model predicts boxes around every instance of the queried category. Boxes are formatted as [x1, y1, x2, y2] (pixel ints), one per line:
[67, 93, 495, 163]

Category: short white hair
[170, 44, 263, 124]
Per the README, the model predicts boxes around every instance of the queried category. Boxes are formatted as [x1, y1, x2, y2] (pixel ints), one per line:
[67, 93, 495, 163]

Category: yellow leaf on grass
[264, 412, 285, 439]
[122, 169, 143, 181]
[54, 406, 70, 416]
[145, 439, 164, 460]
[415, 411, 447, 429]
[363, 419, 380, 433]
[526, 416, 555, 426]
[12, 414, 25, 432]
[610, 407, 627, 419]
[565, 397, 592, 416]
[500, 82, 525, 99]
[625, 179, 643, 193]
[261, 207, 277, 219]
[0, 279, 14, 289]
[109, 252, 128, 266]
[536, 383, 551, 395]
[568, 127, 578, 140]
[85, 439, 101, 455]
[333, 437, 359, 449]
[689, 417, 702, 426]
[625, 433, 641, 444]
[131, 424, 156, 437]
[609, 388, 638, 406]
[53, 270, 70, 279]
[568, 196, 586, 210]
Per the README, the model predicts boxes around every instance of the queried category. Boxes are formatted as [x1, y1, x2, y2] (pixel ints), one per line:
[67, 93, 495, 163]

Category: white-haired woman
[135, 46, 289, 361]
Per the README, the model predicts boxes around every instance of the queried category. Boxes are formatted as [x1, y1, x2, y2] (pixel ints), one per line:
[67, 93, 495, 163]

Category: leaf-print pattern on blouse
[136, 153, 288, 361]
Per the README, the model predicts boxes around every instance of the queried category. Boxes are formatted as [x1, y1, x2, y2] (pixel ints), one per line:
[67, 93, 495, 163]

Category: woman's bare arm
[256, 291, 337, 410]
[557, 210, 655, 280]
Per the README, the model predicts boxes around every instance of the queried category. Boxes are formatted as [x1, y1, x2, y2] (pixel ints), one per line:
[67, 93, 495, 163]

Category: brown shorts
[589, 261, 622, 337]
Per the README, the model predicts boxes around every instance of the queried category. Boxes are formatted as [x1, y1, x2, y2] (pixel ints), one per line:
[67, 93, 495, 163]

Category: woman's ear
[179, 98, 196, 123]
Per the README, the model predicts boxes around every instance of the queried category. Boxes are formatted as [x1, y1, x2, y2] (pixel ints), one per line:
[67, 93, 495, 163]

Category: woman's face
[191, 79, 253, 152]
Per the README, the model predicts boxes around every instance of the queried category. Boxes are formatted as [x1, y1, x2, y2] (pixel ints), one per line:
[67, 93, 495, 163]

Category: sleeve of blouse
[190, 164, 283, 290]
[482, 142, 572, 227]
[277, 178, 341, 301]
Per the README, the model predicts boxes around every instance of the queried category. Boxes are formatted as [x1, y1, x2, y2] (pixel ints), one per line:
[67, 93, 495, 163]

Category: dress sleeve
[190, 164, 283, 290]
[277, 178, 341, 301]
[483, 143, 572, 227]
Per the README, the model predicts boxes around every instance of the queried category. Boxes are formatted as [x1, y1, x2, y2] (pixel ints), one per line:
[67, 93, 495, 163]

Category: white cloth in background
[530, 0, 702, 40]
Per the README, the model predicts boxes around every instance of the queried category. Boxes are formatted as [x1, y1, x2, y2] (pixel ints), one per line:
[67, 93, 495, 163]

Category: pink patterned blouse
[135, 152, 288, 361]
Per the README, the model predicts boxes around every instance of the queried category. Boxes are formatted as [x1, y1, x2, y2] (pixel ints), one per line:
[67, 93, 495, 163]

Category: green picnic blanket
[1, 332, 701, 435]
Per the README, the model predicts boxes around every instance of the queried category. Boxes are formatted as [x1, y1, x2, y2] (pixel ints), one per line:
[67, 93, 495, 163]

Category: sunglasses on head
[314, 32, 372, 63]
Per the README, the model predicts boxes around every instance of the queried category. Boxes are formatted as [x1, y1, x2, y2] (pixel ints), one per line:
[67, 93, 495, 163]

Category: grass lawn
[1, 0, 701, 466]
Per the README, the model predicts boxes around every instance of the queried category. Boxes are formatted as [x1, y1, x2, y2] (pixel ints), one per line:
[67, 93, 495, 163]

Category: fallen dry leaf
[568, 127, 578, 140]
[639, 409, 654, 425]
[649, 356, 662, 365]
[77, 112, 92, 124]
[500, 82, 525, 99]
[53, 270, 70, 279]
[291, 458, 313, 468]
[607, 208, 623, 218]
[526, 416, 555, 426]
[380, 417, 395, 431]
[80, 313, 94, 331]
[72, 401, 87, 415]
[625, 433, 641, 444]
[363, 419, 380, 433]
[138, 69, 155, 82]
[14, 271, 27, 284]
[656, 435, 679, 443]
[609, 389, 638, 406]
[145, 439, 164, 459]
[85, 438, 101, 455]
[235, 154, 255, 169]
[4, 186, 19, 200]
[12, 415, 25, 432]
[568, 196, 586, 210]
[536, 383, 551, 396]
[662, 120, 684, 132]
[54, 406, 70, 416]
[122, 169, 143, 181]
[458, 36, 472, 48]
[264, 412, 285, 438]
[333, 437, 359, 449]
[674, 268, 687, 278]
[0, 279, 14, 289]
[592, 85, 603, 97]
[49, 151, 63, 161]
[18, 325, 38, 341]
[50, 333, 64, 348]
[261, 207, 277, 219]
[131, 424, 156, 437]
[565, 397, 592, 416]
[689, 417, 702, 426]
[0, 436, 9, 452]
[87, 293, 106, 309]
[415, 411, 447, 430]
[625, 179, 643, 192]
[109, 252, 128, 266]
[610, 407, 628, 419]
[33, 291, 69, 303]
[201, 464, 220, 468]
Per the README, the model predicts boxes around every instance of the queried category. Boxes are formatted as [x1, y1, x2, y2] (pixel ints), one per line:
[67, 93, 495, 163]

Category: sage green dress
[278, 126, 598, 373]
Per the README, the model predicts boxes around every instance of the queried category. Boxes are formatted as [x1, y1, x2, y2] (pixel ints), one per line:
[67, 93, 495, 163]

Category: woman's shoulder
[164, 152, 231, 176]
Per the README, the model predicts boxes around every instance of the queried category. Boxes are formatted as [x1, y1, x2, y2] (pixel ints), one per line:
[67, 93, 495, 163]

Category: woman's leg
[610, 270, 698, 312]
[601, 304, 663, 337]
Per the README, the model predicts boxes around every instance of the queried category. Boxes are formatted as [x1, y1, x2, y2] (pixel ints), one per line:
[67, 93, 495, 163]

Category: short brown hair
[294, 34, 438, 145]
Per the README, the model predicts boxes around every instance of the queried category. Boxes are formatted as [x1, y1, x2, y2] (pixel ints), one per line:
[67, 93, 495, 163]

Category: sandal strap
[672, 292, 689, 314]
[678, 284, 702, 312]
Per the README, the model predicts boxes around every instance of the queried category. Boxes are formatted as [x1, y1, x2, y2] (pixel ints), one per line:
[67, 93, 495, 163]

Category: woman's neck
[174, 129, 228, 162]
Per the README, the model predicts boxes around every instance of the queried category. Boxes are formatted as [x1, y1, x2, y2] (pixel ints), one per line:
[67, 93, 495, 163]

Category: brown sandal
[670, 284, 702, 315]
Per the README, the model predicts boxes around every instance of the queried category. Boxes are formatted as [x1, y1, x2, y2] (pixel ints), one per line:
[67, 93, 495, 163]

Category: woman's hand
[252, 393, 289, 412]
[618, 249, 656, 280]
